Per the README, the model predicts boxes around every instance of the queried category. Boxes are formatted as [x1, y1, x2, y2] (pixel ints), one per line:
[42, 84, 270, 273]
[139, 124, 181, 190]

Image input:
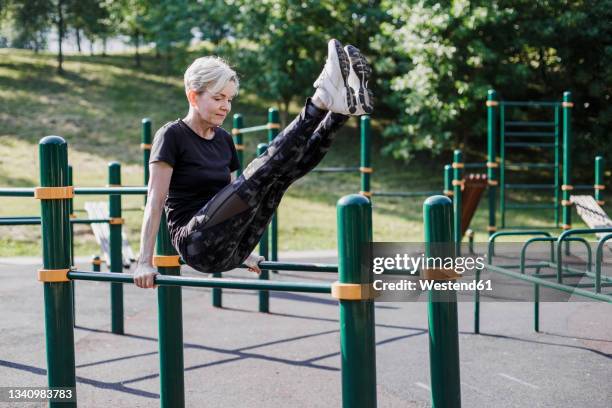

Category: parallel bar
[501, 101, 560, 107]
[312, 166, 360, 173]
[505, 184, 555, 189]
[75, 186, 148, 195]
[505, 121, 555, 127]
[505, 142, 556, 148]
[68, 271, 332, 293]
[504, 131, 555, 137]
[108, 163, 124, 335]
[506, 203, 557, 209]
[372, 190, 441, 198]
[0, 218, 112, 225]
[256, 261, 337, 273]
[0, 188, 35, 197]
[505, 163, 557, 170]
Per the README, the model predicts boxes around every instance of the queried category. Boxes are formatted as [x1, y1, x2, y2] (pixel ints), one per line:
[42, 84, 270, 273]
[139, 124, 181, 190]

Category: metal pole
[39, 136, 76, 408]
[486, 89, 498, 236]
[444, 164, 453, 197]
[423, 195, 461, 408]
[257, 142, 270, 313]
[232, 113, 244, 175]
[562, 92, 573, 255]
[595, 156, 604, 206]
[156, 213, 185, 407]
[268, 108, 280, 273]
[142, 118, 151, 207]
[108, 162, 124, 335]
[67, 164, 75, 324]
[452, 150, 463, 256]
[360, 115, 372, 199]
[336, 194, 376, 408]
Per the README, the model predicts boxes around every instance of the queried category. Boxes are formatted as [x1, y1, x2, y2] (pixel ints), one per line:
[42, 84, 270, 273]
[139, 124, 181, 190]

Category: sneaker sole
[330, 40, 356, 114]
[345, 45, 373, 114]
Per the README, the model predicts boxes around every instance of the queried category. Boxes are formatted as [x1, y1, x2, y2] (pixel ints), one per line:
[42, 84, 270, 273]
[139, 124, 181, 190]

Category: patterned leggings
[179, 99, 349, 273]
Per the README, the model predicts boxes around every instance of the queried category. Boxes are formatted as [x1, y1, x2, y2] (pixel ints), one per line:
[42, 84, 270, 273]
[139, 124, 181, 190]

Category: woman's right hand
[134, 263, 159, 289]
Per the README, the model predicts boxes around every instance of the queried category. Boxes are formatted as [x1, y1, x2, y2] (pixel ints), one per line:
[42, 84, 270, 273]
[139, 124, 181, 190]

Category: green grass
[0, 49, 607, 258]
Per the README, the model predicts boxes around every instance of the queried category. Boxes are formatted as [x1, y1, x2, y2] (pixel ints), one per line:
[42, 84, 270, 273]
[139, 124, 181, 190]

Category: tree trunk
[57, 0, 64, 74]
[281, 99, 290, 127]
[134, 30, 141, 67]
[89, 37, 94, 56]
[75, 28, 81, 53]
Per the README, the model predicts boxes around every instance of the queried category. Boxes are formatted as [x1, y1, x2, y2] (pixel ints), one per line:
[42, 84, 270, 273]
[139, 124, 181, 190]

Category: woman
[134, 39, 373, 288]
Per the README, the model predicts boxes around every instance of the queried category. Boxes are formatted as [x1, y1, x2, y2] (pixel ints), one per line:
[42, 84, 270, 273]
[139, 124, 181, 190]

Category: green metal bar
[233, 114, 244, 175]
[0, 218, 111, 226]
[487, 264, 612, 302]
[92, 255, 101, 272]
[556, 228, 612, 283]
[504, 131, 556, 137]
[74, 186, 148, 195]
[423, 195, 461, 408]
[534, 265, 542, 332]
[68, 271, 332, 293]
[594, 233, 612, 293]
[336, 194, 376, 408]
[506, 203, 557, 209]
[0, 188, 35, 196]
[39, 136, 76, 408]
[562, 91, 572, 242]
[505, 142, 556, 148]
[268, 108, 280, 275]
[488, 230, 551, 263]
[372, 191, 441, 198]
[108, 162, 124, 335]
[142, 118, 152, 207]
[68, 164, 74, 265]
[519, 237, 555, 274]
[595, 156, 604, 204]
[156, 211, 184, 408]
[453, 150, 463, 256]
[505, 184, 555, 189]
[444, 164, 452, 197]
[554, 106, 560, 227]
[360, 115, 371, 199]
[257, 143, 270, 313]
[501, 101, 561, 107]
[487, 89, 498, 236]
[500, 103, 506, 228]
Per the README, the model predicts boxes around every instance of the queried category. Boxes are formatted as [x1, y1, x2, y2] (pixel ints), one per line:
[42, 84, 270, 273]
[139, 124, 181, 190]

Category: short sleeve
[150, 124, 178, 167]
[227, 133, 241, 172]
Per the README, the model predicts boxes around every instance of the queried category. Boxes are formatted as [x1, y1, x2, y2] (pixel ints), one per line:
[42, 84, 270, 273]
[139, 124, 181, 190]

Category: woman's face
[188, 81, 237, 126]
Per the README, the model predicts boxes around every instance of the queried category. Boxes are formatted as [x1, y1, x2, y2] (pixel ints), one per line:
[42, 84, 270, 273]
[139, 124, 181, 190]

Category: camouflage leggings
[179, 99, 349, 273]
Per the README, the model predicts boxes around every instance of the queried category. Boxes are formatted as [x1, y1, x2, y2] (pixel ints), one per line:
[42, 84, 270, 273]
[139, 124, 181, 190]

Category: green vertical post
[487, 90, 498, 236]
[444, 164, 453, 197]
[336, 194, 376, 408]
[39, 136, 76, 408]
[562, 92, 573, 255]
[92, 255, 101, 272]
[499, 103, 506, 228]
[595, 156, 604, 206]
[232, 114, 244, 175]
[108, 162, 124, 335]
[156, 213, 185, 408]
[67, 164, 75, 324]
[452, 150, 463, 256]
[268, 108, 280, 273]
[360, 115, 372, 199]
[423, 195, 461, 408]
[142, 118, 151, 208]
[257, 142, 270, 313]
[554, 107, 560, 227]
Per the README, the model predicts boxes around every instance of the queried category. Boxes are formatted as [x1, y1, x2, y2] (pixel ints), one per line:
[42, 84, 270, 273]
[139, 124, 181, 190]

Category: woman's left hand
[245, 254, 265, 274]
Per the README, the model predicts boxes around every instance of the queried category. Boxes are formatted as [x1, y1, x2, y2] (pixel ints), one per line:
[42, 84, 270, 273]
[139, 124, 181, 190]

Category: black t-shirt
[149, 119, 240, 248]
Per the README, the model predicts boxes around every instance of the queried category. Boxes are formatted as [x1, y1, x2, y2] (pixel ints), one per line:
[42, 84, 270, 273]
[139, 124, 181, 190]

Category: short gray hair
[184, 56, 239, 95]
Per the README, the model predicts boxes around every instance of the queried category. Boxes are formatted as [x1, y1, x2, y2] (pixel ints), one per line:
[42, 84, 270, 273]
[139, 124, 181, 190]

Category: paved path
[0, 253, 610, 407]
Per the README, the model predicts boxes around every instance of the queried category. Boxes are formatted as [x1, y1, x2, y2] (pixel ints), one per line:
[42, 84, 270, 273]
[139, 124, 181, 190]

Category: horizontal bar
[486, 264, 612, 302]
[0, 188, 34, 197]
[256, 261, 337, 273]
[68, 271, 332, 293]
[573, 185, 594, 191]
[75, 187, 148, 195]
[505, 142, 556, 148]
[372, 191, 442, 198]
[505, 184, 556, 189]
[499, 226, 560, 230]
[505, 163, 557, 170]
[463, 163, 487, 169]
[0, 216, 40, 220]
[311, 167, 360, 173]
[0, 218, 112, 226]
[505, 132, 556, 137]
[573, 282, 612, 288]
[501, 101, 560, 107]
[238, 124, 269, 134]
[505, 121, 555, 127]
[506, 203, 557, 209]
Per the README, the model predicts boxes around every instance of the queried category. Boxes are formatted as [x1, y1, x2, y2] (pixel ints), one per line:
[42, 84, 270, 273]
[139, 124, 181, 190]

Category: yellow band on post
[451, 179, 465, 187]
[594, 185, 605, 190]
[69, 213, 77, 219]
[486, 162, 499, 168]
[488, 180, 499, 186]
[109, 217, 124, 225]
[267, 123, 281, 129]
[486, 100, 499, 107]
[562, 102, 574, 108]
[451, 162, 464, 169]
[360, 191, 372, 197]
[91, 259, 103, 266]
[232, 128, 241, 135]
[234, 144, 245, 151]
[444, 190, 454, 197]
[561, 185, 574, 191]
[38, 268, 70, 282]
[34, 186, 74, 200]
[561, 224, 572, 230]
[487, 226, 497, 232]
[561, 200, 573, 207]
[140, 143, 152, 150]
[153, 255, 181, 267]
[422, 268, 461, 281]
[331, 282, 376, 300]
[359, 167, 373, 173]
[597, 200, 605, 206]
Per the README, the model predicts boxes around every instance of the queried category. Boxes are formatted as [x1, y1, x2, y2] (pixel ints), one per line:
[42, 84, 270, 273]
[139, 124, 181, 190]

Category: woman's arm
[134, 161, 173, 288]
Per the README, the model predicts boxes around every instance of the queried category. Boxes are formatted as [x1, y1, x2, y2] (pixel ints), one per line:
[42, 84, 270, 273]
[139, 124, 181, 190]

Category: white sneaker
[313, 39, 357, 115]
[344, 45, 373, 114]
